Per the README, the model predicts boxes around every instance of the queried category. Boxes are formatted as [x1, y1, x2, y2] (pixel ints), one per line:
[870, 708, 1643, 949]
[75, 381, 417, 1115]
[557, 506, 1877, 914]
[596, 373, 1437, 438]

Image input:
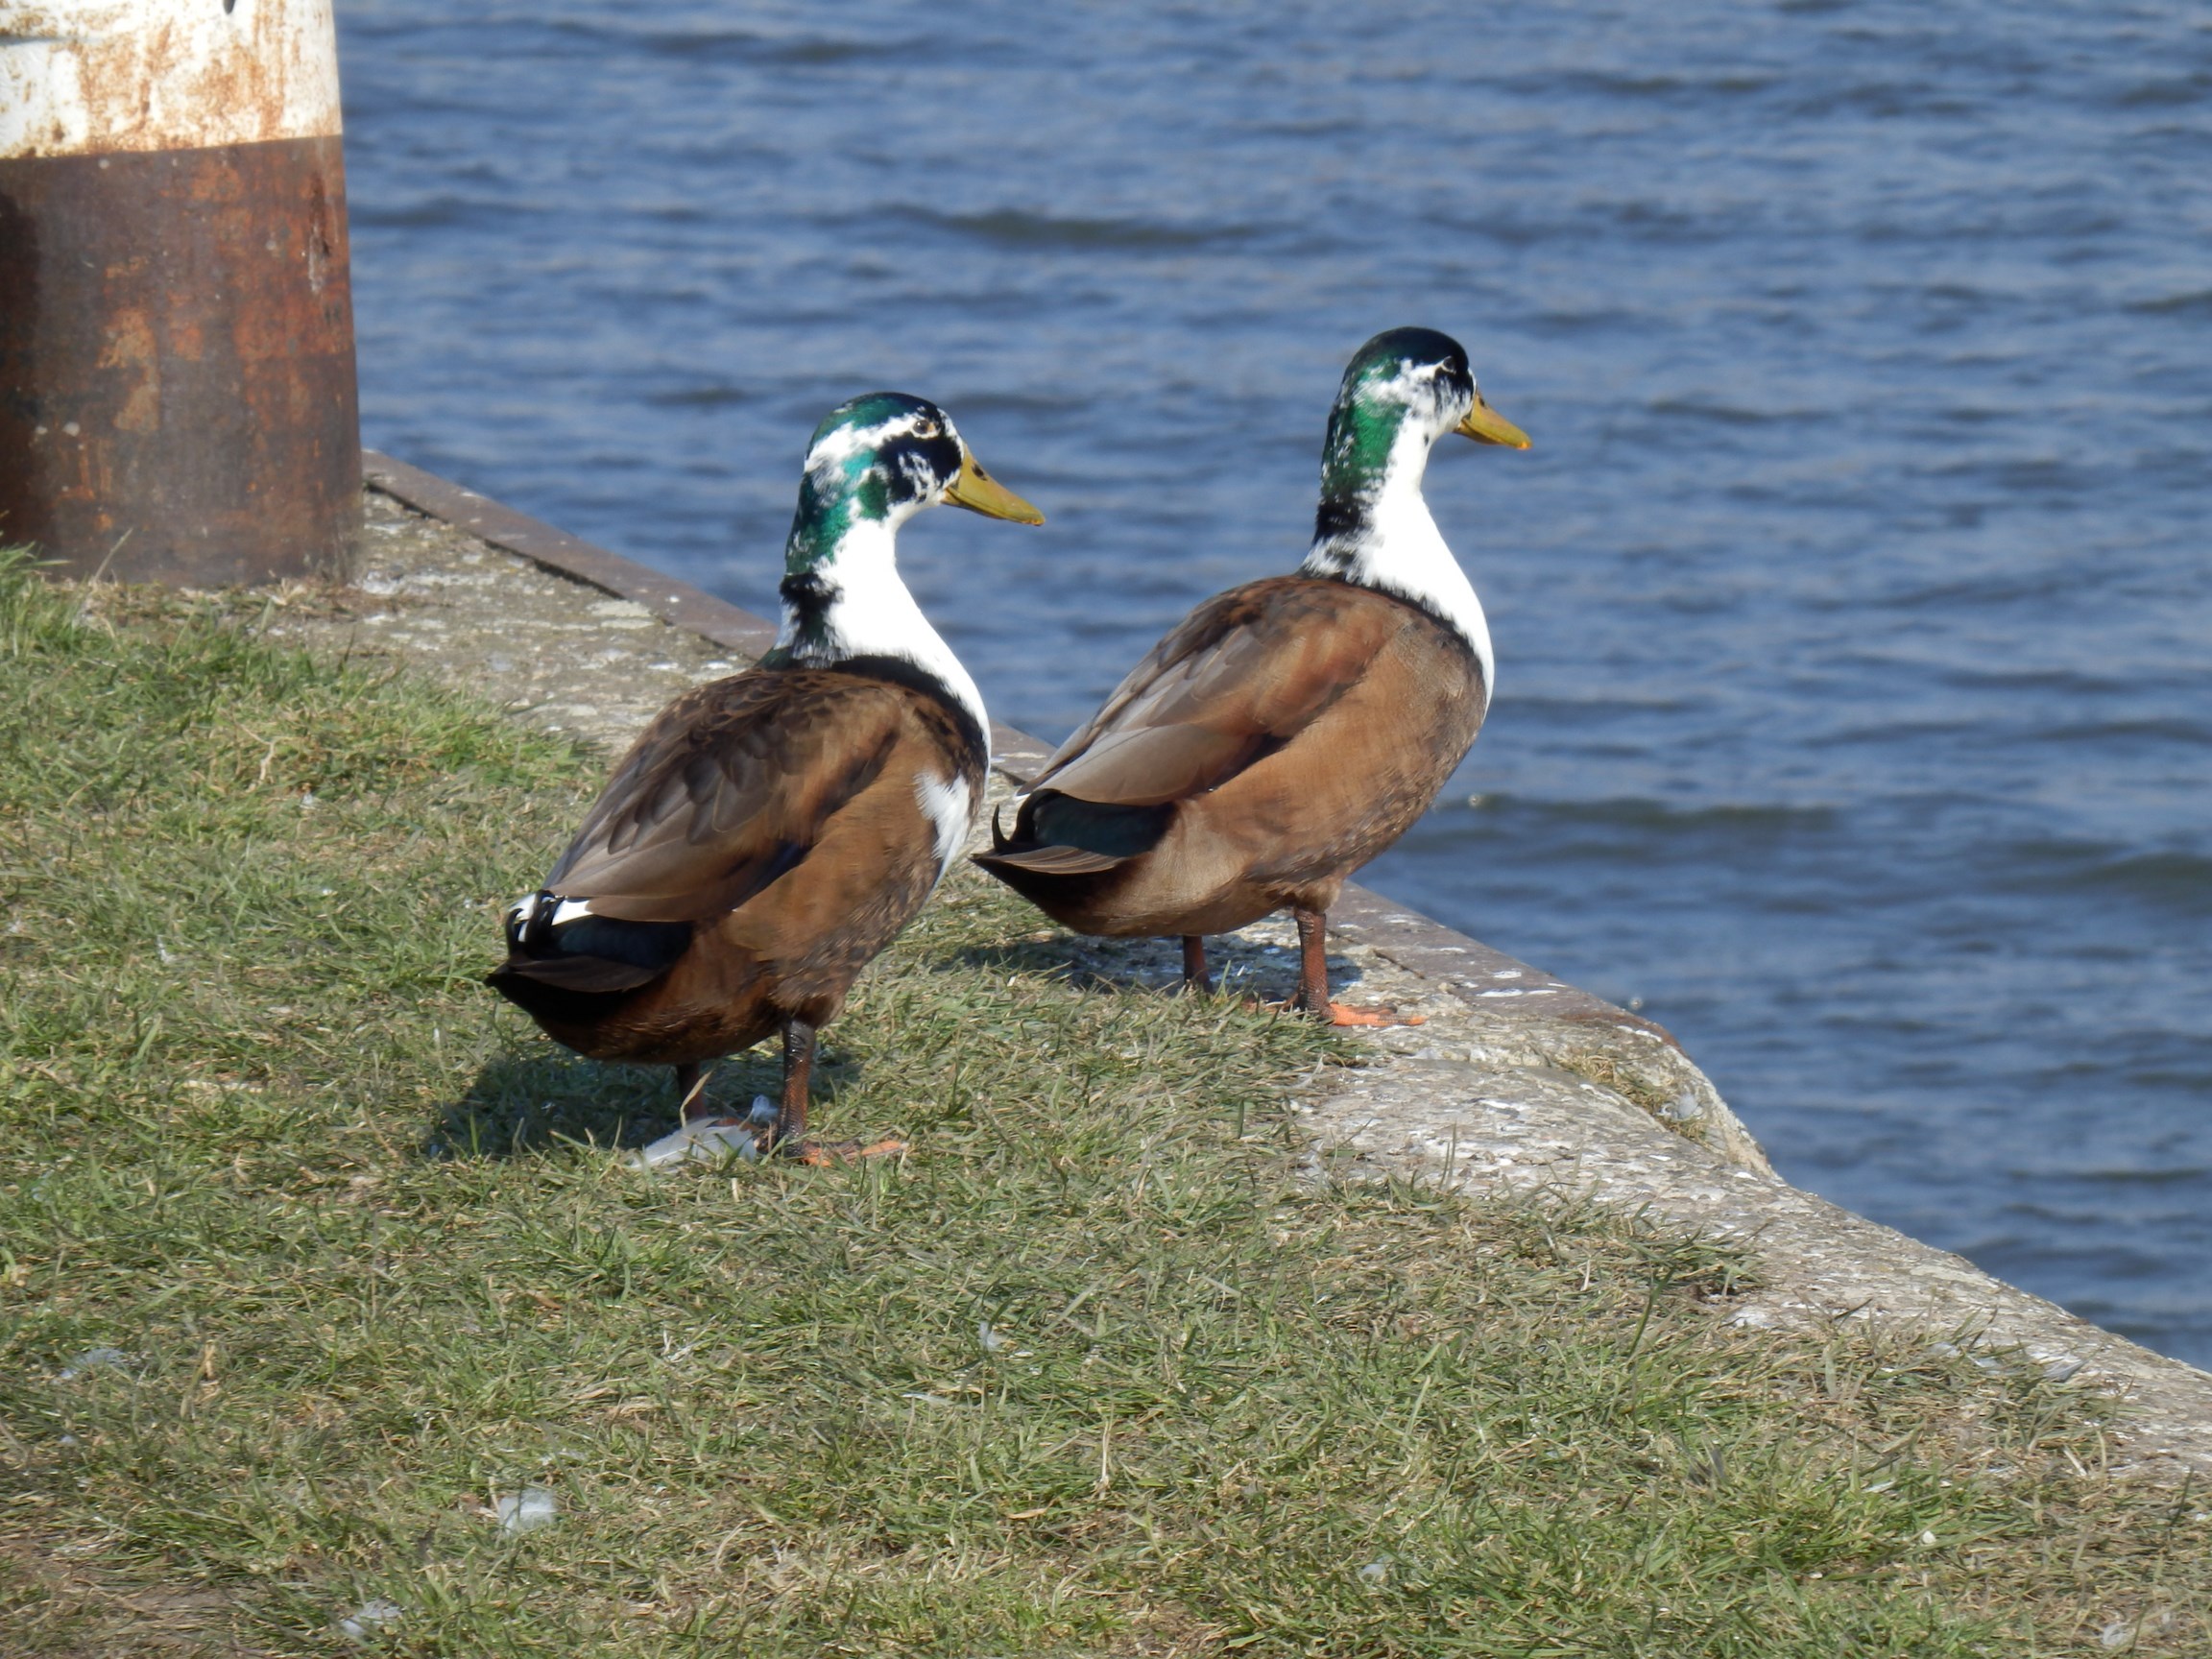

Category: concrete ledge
[292, 454, 2212, 1479]
[365, 450, 778, 662]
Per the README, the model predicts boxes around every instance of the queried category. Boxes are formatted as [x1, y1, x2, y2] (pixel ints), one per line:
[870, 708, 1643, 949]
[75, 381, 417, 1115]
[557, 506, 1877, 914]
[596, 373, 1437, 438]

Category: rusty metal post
[0, 0, 361, 584]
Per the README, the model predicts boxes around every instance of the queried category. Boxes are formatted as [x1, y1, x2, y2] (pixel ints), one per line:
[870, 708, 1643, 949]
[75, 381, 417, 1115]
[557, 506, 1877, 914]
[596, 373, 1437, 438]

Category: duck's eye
[913, 418, 941, 439]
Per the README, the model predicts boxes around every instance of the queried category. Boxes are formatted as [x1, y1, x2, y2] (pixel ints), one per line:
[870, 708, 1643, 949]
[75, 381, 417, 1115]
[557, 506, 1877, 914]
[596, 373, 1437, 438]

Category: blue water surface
[335, 1, 2212, 1365]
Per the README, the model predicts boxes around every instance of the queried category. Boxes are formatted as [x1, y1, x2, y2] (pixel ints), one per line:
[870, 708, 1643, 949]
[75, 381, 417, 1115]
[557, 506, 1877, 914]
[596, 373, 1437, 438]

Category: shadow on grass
[946, 926, 1368, 1005]
[430, 1047, 785, 1161]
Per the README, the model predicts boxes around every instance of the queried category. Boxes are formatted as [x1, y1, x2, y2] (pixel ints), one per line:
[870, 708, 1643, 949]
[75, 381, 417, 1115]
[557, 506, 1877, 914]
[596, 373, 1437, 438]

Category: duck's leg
[773, 1018, 908, 1166]
[1289, 905, 1394, 1027]
[1181, 934, 1212, 994]
[776, 1019, 817, 1146]
[1289, 907, 1332, 1017]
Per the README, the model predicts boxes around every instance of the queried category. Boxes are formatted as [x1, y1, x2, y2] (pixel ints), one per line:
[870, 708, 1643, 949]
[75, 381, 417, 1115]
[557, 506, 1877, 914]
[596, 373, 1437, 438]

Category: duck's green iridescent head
[784, 392, 1044, 574]
[1313, 328, 1528, 536]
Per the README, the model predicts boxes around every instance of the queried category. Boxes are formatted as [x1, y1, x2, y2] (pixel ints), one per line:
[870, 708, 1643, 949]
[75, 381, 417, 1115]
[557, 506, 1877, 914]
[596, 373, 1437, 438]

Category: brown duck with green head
[491, 393, 1043, 1165]
[973, 328, 1527, 1022]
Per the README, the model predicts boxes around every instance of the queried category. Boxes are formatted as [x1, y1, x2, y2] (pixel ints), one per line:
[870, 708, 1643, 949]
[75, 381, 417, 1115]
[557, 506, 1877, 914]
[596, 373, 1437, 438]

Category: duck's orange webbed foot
[1243, 995, 1425, 1027]
[780, 1136, 909, 1167]
[1327, 1001, 1391, 1026]
[1324, 1000, 1424, 1027]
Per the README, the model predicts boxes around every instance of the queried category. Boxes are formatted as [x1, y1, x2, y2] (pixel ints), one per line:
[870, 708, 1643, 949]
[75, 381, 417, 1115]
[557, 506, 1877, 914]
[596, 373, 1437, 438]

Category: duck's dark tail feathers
[487, 891, 693, 1015]
[972, 842, 1125, 878]
[970, 793, 1175, 902]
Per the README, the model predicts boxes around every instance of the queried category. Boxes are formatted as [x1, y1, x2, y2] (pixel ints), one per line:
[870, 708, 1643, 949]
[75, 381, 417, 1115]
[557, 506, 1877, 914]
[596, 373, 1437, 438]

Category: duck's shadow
[950, 925, 1366, 1005]
[433, 925, 1358, 1160]
[432, 1045, 824, 1161]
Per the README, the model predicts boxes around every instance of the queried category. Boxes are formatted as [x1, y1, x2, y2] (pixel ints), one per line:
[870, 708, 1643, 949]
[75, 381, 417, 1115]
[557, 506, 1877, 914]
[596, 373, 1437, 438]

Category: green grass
[0, 549, 2206, 1656]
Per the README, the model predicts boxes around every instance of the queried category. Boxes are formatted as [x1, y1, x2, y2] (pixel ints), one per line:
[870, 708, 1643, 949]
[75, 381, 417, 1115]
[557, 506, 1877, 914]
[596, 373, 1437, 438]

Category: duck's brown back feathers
[492, 665, 981, 1065]
[545, 672, 908, 924]
[975, 576, 1484, 937]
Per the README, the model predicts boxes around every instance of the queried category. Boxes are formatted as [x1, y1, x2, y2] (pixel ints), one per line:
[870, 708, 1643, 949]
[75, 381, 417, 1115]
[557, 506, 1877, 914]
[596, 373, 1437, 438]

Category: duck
[490, 393, 1043, 1164]
[973, 327, 1526, 1022]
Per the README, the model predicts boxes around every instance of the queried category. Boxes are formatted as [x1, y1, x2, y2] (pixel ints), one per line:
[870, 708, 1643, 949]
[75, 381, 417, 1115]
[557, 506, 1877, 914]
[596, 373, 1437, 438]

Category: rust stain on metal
[95, 305, 158, 432]
[0, 6, 359, 581]
[0, 133, 361, 582]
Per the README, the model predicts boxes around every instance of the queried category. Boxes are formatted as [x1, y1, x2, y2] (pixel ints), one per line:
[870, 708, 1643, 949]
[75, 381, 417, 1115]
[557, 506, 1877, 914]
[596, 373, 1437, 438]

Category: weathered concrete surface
[254, 485, 753, 749]
[242, 467, 2212, 1480]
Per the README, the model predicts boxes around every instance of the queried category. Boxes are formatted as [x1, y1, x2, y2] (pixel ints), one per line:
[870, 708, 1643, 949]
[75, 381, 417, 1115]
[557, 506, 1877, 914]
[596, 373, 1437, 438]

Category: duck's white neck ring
[771, 517, 992, 749]
[1298, 428, 1494, 690]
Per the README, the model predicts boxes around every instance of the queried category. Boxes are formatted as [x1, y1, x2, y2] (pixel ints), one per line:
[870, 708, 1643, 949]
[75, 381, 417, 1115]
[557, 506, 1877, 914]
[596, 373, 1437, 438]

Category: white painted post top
[0, 0, 343, 160]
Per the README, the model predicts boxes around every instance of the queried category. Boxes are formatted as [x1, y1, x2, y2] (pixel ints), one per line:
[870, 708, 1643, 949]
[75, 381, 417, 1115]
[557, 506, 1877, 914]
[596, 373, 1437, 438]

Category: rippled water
[337, 2, 2212, 1365]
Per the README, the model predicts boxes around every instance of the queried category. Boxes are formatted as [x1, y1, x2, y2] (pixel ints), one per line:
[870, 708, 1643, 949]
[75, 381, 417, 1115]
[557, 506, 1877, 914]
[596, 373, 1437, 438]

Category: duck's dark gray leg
[1181, 934, 1212, 993]
[1289, 907, 1331, 1017]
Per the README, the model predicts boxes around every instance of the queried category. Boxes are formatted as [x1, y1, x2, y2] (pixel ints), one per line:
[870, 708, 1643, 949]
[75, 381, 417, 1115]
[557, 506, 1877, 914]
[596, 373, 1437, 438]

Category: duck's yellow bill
[945, 452, 1046, 524]
[1455, 398, 1531, 449]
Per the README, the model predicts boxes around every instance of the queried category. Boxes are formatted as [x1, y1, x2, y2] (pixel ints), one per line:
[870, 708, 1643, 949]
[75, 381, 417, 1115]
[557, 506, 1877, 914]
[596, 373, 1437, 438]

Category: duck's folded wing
[1035, 578, 1401, 807]
[545, 673, 907, 924]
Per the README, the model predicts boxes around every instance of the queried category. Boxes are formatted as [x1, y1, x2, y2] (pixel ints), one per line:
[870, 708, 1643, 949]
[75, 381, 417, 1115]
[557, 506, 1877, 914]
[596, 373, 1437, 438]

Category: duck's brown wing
[545, 669, 909, 924]
[1032, 576, 1403, 808]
